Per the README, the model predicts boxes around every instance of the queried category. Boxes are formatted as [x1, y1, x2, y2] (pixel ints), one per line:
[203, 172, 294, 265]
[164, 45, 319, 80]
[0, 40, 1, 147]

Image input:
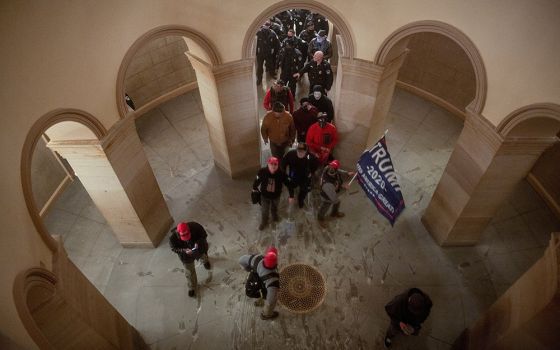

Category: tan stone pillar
[213, 59, 261, 176]
[453, 233, 560, 350]
[187, 52, 260, 177]
[334, 53, 406, 166]
[422, 112, 557, 246]
[48, 116, 172, 247]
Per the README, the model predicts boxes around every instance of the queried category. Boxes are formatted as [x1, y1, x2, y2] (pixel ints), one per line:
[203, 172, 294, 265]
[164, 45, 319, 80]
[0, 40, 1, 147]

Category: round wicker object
[278, 263, 326, 314]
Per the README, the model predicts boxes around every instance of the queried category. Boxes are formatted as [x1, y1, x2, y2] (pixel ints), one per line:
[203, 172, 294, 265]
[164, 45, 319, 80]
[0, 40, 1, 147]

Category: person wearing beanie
[281, 142, 319, 208]
[293, 50, 333, 95]
[383, 288, 433, 348]
[297, 20, 316, 63]
[261, 101, 296, 160]
[318, 159, 355, 227]
[306, 112, 339, 165]
[307, 29, 332, 61]
[263, 79, 295, 114]
[252, 156, 295, 230]
[308, 85, 334, 123]
[292, 97, 319, 142]
[239, 247, 280, 320]
[169, 221, 212, 297]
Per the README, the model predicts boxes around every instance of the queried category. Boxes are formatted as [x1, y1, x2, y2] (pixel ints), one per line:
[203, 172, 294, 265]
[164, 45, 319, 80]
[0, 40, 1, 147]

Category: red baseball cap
[177, 222, 190, 241]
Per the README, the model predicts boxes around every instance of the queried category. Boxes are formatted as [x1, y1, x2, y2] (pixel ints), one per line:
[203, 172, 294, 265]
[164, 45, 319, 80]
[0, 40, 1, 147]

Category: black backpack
[245, 255, 279, 298]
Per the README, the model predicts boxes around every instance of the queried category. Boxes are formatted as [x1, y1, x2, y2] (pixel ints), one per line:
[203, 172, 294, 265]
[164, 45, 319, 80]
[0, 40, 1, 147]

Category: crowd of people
[167, 10, 432, 348]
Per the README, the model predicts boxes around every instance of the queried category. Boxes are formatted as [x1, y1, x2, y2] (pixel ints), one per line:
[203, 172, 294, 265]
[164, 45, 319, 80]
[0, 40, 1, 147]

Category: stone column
[48, 116, 172, 247]
[334, 53, 406, 167]
[213, 59, 261, 177]
[422, 111, 557, 246]
[453, 233, 560, 350]
[187, 52, 260, 177]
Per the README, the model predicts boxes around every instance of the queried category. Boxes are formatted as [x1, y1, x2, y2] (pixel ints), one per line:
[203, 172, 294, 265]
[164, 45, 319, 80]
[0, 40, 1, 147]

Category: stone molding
[496, 103, 560, 138]
[213, 58, 255, 82]
[396, 81, 466, 121]
[21, 109, 107, 252]
[464, 109, 503, 154]
[339, 57, 383, 81]
[131, 81, 198, 119]
[374, 20, 487, 114]
[242, 0, 355, 59]
[116, 25, 222, 119]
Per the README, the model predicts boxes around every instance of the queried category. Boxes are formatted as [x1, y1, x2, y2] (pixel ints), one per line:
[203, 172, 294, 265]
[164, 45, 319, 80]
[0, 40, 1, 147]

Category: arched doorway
[21, 109, 107, 252]
[242, 0, 356, 164]
[116, 25, 221, 119]
[375, 20, 487, 114]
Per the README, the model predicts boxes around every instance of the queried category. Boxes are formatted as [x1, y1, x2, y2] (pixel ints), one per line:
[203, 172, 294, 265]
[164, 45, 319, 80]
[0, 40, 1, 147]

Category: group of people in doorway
[256, 10, 333, 98]
[166, 11, 432, 347]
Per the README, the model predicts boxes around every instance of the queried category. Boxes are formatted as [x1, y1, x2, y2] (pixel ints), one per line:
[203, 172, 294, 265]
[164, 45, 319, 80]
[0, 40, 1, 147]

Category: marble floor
[43, 88, 560, 349]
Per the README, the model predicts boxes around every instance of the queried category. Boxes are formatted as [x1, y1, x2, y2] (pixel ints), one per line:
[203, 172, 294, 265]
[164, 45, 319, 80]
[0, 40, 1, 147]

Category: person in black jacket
[256, 21, 280, 85]
[276, 38, 304, 97]
[309, 85, 335, 123]
[281, 142, 318, 208]
[384, 288, 433, 348]
[253, 156, 295, 230]
[294, 50, 333, 95]
[298, 21, 316, 62]
[169, 222, 211, 298]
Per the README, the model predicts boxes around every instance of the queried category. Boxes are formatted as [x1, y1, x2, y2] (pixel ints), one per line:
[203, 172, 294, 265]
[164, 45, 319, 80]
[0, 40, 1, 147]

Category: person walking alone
[169, 221, 212, 297]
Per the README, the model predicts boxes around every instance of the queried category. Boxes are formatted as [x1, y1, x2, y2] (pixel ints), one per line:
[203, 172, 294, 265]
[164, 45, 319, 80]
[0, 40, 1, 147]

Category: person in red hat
[318, 159, 355, 227]
[239, 247, 280, 320]
[252, 156, 295, 230]
[383, 288, 432, 348]
[169, 221, 211, 297]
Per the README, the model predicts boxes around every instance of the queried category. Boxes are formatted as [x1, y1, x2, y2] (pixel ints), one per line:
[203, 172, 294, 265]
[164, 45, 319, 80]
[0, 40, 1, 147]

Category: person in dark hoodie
[308, 85, 334, 123]
[292, 97, 319, 142]
[383, 288, 433, 348]
[252, 156, 295, 230]
[281, 142, 319, 208]
[169, 221, 212, 298]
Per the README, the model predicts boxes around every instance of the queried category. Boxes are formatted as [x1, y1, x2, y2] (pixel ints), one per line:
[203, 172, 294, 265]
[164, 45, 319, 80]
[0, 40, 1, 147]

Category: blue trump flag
[356, 136, 405, 226]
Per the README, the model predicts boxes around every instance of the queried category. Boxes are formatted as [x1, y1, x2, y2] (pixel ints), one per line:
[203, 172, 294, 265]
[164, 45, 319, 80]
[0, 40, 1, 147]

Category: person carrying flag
[317, 160, 355, 227]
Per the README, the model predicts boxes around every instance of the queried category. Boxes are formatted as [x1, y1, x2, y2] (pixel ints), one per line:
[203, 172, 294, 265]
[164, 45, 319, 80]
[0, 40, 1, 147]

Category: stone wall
[397, 32, 476, 112]
[124, 36, 197, 108]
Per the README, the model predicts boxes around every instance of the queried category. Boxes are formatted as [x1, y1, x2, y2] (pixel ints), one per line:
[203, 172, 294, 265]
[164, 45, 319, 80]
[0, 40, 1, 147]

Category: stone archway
[241, 0, 355, 59]
[115, 25, 222, 119]
[13, 265, 147, 349]
[21, 109, 107, 252]
[374, 20, 487, 114]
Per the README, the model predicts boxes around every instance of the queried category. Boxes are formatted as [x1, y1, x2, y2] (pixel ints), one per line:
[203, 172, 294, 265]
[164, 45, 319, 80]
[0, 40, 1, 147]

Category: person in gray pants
[318, 160, 355, 227]
[239, 247, 280, 320]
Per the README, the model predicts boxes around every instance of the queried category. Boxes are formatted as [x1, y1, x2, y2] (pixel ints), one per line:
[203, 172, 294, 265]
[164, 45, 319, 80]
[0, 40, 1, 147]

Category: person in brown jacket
[261, 102, 296, 159]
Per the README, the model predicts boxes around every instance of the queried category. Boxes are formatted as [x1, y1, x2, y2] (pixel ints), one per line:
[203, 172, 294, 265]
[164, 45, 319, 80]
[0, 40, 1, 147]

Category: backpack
[245, 255, 279, 298]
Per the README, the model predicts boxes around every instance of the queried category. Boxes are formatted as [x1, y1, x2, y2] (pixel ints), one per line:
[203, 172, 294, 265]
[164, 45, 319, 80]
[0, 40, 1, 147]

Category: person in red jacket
[263, 79, 294, 114]
[305, 113, 338, 165]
